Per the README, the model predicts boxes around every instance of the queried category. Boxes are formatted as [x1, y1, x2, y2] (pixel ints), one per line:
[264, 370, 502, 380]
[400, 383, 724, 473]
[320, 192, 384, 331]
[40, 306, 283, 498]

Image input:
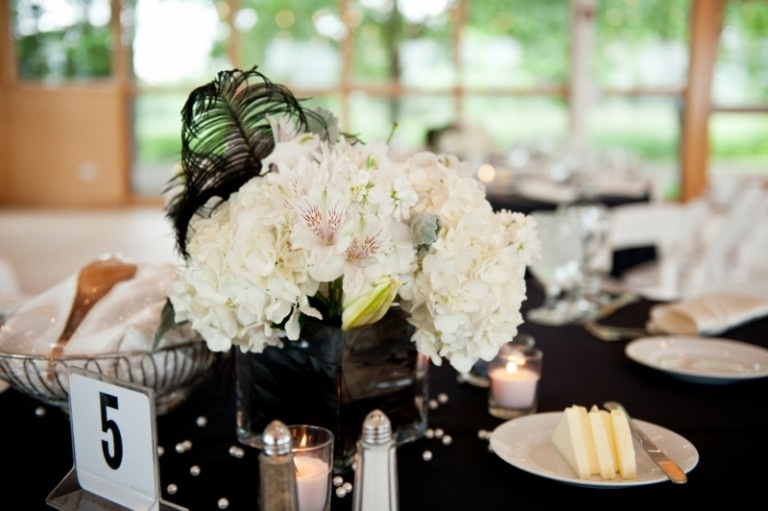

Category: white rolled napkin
[646, 291, 768, 336]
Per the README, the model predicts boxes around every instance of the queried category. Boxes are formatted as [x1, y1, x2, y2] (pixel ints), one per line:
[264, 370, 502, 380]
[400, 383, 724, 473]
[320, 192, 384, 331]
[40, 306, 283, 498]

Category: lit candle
[489, 361, 540, 409]
[294, 456, 330, 511]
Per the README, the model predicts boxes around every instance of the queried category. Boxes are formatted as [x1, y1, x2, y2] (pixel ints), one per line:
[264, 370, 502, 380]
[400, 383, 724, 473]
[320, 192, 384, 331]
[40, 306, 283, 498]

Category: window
[8, 1, 766, 201]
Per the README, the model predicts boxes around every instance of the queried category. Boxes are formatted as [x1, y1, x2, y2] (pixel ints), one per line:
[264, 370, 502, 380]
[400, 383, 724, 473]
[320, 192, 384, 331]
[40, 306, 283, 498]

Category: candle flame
[505, 361, 519, 373]
[300, 434, 308, 448]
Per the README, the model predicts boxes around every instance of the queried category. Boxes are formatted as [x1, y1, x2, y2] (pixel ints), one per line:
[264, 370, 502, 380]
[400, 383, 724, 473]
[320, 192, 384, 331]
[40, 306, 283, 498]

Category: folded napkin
[515, 177, 577, 203]
[0, 256, 190, 357]
[646, 291, 768, 336]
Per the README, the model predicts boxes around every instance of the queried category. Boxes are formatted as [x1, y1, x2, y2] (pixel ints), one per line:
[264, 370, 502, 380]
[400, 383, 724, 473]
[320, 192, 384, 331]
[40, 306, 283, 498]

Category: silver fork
[583, 292, 647, 341]
[584, 320, 648, 342]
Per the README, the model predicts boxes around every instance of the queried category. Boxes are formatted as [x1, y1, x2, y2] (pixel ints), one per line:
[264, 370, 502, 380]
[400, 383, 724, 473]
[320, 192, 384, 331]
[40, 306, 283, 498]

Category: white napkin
[646, 291, 768, 335]
[0, 259, 187, 356]
[515, 178, 577, 203]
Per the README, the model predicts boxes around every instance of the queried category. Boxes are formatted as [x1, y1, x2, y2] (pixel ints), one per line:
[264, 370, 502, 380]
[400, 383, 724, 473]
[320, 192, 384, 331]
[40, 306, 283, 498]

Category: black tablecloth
[3, 284, 768, 509]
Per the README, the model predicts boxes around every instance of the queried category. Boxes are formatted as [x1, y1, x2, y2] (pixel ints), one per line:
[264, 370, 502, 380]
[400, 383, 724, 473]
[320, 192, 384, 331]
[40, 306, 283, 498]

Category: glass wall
[8, 0, 767, 200]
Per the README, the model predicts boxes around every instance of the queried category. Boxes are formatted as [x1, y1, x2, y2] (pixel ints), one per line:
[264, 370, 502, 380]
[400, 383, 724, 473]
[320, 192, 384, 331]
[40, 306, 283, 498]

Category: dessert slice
[588, 405, 617, 480]
[550, 405, 594, 479]
[610, 408, 638, 479]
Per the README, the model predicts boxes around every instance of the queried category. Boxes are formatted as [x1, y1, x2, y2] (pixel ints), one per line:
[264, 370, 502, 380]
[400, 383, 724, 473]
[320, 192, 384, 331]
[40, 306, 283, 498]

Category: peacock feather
[165, 66, 332, 258]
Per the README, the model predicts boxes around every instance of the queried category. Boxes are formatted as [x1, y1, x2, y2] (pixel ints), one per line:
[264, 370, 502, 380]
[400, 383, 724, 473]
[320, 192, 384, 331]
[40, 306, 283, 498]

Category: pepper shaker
[258, 420, 299, 511]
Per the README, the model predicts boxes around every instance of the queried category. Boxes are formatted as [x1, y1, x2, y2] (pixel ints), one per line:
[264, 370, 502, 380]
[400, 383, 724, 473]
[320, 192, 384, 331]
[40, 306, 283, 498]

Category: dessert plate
[490, 412, 698, 488]
[625, 336, 768, 384]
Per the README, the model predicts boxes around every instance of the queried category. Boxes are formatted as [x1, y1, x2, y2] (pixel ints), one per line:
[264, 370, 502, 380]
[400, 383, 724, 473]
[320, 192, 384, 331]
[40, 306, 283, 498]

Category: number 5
[100, 392, 123, 470]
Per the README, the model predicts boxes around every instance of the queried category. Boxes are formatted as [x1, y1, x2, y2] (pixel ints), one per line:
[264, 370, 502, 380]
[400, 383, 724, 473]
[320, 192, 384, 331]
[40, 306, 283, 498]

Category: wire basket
[0, 340, 217, 415]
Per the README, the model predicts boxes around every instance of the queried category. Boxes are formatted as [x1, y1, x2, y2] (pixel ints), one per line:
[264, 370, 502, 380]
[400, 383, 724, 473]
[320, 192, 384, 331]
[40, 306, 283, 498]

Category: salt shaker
[352, 409, 399, 511]
[258, 420, 299, 511]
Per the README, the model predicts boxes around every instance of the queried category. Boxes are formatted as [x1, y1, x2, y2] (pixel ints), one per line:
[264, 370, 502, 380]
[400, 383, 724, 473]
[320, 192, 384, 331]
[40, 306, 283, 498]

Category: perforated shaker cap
[362, 409, 392, 445]
[262, 420, 292, 456]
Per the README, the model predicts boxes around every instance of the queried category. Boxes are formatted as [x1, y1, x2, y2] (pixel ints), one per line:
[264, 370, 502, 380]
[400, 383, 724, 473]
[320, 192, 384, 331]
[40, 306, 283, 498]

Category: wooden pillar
[681, 0, 724, 201]
[569, 0, 596, 150]
[0, 4, 14, 203]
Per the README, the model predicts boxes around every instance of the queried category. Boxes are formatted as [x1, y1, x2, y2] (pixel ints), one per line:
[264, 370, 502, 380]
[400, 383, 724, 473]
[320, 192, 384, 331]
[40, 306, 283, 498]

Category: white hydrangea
[170, 129, 540, 372]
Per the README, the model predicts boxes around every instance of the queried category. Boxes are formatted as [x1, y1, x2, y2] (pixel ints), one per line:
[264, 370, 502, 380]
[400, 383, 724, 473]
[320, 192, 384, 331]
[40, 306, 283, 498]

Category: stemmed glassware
[527, 210, 583, 325]
[560, 202, 612, 320]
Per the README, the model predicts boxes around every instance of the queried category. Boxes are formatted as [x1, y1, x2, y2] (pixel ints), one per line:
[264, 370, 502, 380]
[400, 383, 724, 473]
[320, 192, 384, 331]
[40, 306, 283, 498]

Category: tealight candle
[295, 456, 331, 511]
[488, 342, 543, 419]
[289, 425, 334, 511]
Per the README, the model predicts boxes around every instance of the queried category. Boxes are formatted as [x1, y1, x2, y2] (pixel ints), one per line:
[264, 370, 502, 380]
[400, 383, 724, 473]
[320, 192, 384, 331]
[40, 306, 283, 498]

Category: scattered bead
[157, 446, 165, 457]
[228, 445, 245, 458]
[428, 399, 439, 410]
[333, 476, 344, 487]
[175, 443, 186, 453]
[425, 428, 435, 439]
[434, 428, 444, 439]
[196, 416, 208, 427]
[437, 392, 449, 404]
[477, 429, 491, 440]
[35, 406, 46, 417]
[342, 482, 353, 493]
[190, 465, 201, 476]
[182, 440, 192, 450]
[217, 497, 229, 509]
[422, 450, 433, 461]
[335, 487, 347, 498]
[442, 435, 453, 446]
[167, 484, 178, 495]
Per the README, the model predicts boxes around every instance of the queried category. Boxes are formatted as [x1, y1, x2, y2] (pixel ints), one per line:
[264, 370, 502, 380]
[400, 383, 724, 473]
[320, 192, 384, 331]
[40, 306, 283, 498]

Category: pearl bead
[434, 428, 444, 438]
[190, 465, 201, 476]
[196, 416, 208, 427]
[442, 435, 453, 446]
[425, 428, 435, 439]
[437, 392, 449, 404]
[157, 446, 165, 457]
[228, 445, 245, 458]
[167, 484, 178, 495]
[342, 482, 352, 492]
[428, 399, 438, 410]
[335, 487, 347, 498]
[333, 476, 344, 487]
[35, 406, 46, 417]
[217, 497, 229, 509]
[422, 450, 433, 461]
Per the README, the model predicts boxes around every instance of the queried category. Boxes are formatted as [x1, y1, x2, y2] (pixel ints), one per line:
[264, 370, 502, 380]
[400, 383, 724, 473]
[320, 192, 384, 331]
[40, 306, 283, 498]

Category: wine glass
[527, 210, 583, 325]
[560, 202, 612, 320]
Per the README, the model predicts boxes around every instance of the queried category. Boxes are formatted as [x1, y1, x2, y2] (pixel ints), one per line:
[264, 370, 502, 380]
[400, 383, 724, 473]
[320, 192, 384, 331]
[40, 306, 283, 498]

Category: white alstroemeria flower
[341, 275, 401, 331]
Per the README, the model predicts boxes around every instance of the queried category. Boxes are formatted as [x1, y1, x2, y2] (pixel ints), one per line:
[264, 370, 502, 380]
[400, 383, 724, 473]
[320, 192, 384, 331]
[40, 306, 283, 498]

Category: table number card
[47, 367, 186, 511]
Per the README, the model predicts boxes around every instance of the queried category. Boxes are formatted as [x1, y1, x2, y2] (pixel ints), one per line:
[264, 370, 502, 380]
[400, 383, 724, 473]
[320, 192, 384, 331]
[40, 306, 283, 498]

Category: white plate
[625, 336, 768, 384]
[490, 412, 698, 488]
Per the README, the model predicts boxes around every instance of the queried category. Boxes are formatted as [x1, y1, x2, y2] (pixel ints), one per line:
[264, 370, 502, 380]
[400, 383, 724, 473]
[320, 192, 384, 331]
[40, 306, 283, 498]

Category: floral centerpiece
[159, 67, 539, 469]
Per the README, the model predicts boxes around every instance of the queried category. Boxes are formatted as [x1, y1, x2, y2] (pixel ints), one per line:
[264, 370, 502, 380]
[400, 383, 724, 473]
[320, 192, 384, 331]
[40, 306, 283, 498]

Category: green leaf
[152, 299, 179, 352]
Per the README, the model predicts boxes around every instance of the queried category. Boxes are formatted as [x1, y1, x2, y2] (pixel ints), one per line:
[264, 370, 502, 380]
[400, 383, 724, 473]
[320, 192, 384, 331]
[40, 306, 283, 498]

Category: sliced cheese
[610, 408, 638, 479]
[576, 405, 599, 476]
[588, 405, 617, 480]
[550, 405, 592, 479]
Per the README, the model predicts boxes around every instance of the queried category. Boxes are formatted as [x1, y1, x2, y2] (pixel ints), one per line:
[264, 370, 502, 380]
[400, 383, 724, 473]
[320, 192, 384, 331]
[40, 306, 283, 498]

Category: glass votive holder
[459, 332, 535, 388]
[289, 425, 334, 511]
[487, 342, 543, 419]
